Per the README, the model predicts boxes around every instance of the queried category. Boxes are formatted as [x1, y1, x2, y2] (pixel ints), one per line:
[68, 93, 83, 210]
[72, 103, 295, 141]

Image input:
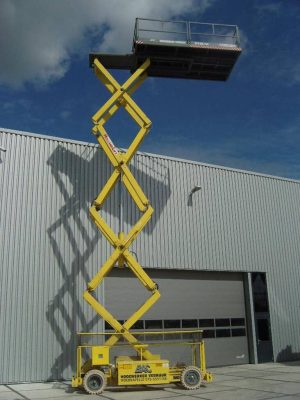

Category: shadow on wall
[45, 144, 171, 380]
[46, 145, 171, 233]
[277, 345, 300, 363]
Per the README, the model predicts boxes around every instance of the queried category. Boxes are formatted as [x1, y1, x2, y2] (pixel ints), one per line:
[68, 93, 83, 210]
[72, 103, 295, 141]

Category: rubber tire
[180, 366, 202, 390]
[83, 369, 106, 395]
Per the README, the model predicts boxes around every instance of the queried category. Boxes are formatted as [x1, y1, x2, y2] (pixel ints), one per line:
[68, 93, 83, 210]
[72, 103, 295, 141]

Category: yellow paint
[72, 57, 213, 390]
[92, 346, 109, 365]
[116, 357, 170, 385]
[81, 58, 160, 362]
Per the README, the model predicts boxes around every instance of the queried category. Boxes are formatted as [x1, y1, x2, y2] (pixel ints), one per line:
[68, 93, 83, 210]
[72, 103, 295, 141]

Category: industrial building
[1, 127, 300, 384]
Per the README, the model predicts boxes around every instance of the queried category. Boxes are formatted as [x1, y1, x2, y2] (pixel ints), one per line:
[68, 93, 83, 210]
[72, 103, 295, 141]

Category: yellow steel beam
[125, 250, 157, 291]
[92, 58, 151, 127]
[93, 169, 120, 207]
[89, 206, 118, 246]
[125, 127, 148, 164]
[123, 290, 161, 330]
[122, 206, 154, 249]
[200, 341, 206, 373]
[84, 290, 156, 360]
[80, 57, 161, 363]
[87, 249, 120, 291]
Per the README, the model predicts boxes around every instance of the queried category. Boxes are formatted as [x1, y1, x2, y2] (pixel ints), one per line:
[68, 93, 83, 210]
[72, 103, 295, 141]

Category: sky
[0, 0, 300, 179]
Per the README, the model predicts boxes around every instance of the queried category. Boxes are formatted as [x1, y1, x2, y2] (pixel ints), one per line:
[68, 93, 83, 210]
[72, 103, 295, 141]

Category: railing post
[235, 26, 240, 46]
[136, 18, 139, 40]
[187, 21, 191, 43]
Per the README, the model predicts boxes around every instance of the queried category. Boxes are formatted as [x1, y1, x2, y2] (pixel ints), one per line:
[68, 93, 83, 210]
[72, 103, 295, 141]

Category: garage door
[104, 269, 249, 367]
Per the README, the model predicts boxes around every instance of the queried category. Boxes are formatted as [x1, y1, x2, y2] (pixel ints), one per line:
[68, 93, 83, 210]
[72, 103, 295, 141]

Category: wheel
[180, 366, 202, 390]
[83, 369, 106, 395]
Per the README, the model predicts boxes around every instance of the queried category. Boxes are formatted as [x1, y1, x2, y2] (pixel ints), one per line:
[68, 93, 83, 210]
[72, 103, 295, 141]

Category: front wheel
[83, 369, 106, 395]
[180, 366, 202, 390]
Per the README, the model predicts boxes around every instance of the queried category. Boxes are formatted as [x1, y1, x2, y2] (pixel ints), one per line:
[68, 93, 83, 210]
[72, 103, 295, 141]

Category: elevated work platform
[90, 18, 242, 81]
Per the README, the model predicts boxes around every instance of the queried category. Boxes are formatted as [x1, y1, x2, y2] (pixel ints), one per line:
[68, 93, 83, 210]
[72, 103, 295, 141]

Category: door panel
[105, 269, 249, 366]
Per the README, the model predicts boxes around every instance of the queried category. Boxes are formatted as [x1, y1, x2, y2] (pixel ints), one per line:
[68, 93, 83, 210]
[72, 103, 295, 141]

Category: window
[131, 320, 144, 329]
[145, 320, 163, 329]
[145, 320, 163, 341]
[215, 318, 230, 327]
[182, 319, 198, 328]
[216, 329, 231, 338]
[231, 318, 245, 327]
[203, 330, 215, 338]
[163, 320, 181, 340]
[199, 319, 214, 328]
[105, 321, 113, 330]
[105, 317, 246, 341]
[164, 320, 181, 329]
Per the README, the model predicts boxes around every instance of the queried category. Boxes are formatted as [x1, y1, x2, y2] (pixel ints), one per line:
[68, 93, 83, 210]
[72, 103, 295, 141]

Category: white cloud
[0, 0, 213, 88]
[2, 98, 31, 113]
[249, 1, 300, 87]
[60, 110, 71, 120]
[288, 63, 300, 85]
[238, 29, 251, 55]
[259, 56, 300, 87]
[255, 2, 281, 14]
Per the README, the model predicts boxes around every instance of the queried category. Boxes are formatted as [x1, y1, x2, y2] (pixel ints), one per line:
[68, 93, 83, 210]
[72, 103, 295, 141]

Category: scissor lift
[72, 18, 241, 394]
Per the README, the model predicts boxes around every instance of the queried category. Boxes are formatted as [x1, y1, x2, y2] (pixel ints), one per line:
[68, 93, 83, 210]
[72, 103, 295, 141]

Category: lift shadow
[46, 144, 171, 380]
[277, 345, 300, 363]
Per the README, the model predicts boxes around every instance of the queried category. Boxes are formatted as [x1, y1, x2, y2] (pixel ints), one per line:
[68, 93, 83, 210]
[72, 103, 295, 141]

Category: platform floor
[2, 362, 300, 399]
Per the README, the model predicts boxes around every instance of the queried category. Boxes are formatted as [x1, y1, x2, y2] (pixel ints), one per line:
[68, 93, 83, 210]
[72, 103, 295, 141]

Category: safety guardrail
[134, 18, 240, 48]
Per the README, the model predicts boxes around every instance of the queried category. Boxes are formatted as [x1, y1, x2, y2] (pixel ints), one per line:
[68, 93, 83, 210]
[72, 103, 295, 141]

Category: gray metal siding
[132, 155, 300, 274]
[1, 129, 300, 381]
[0, 132, 113, 382]
[131, 155, 300, 363]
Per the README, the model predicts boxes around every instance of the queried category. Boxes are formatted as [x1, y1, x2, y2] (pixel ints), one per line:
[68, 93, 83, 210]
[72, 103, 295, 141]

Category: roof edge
[1, 126, 299, 185]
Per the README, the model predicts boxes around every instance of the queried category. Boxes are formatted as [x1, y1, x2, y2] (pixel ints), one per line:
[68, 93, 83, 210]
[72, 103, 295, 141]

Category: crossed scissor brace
[84, 58, 160, 360]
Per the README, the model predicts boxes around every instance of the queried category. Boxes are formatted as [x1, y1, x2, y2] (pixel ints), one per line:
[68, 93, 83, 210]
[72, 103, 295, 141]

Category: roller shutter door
[105, 269, 249, 367]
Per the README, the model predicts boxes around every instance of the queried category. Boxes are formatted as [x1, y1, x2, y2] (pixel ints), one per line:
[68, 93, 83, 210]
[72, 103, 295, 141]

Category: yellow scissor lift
[72, 18, 242, 394]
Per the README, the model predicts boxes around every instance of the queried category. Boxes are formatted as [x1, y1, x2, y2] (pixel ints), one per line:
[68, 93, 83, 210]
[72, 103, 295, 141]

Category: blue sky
[0, 0, 299, 179]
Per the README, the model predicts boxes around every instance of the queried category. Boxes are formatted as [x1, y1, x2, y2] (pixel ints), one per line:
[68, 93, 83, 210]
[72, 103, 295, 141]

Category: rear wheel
[181, 366, 202, 390]
[83, 369, 106, 395]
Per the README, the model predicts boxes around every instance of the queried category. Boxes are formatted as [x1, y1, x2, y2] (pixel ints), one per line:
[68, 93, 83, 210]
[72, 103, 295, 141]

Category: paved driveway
[2, 362, 300, 400]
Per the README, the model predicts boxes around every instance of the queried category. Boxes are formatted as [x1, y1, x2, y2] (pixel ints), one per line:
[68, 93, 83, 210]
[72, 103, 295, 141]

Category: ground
[2, 362, 300, 400]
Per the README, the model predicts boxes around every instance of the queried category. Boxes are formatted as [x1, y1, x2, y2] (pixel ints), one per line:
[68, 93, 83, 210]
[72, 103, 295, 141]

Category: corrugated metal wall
[0, 131, 115, 383]
[131, 152, 300, 365]
[1, 129, 300, 382]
